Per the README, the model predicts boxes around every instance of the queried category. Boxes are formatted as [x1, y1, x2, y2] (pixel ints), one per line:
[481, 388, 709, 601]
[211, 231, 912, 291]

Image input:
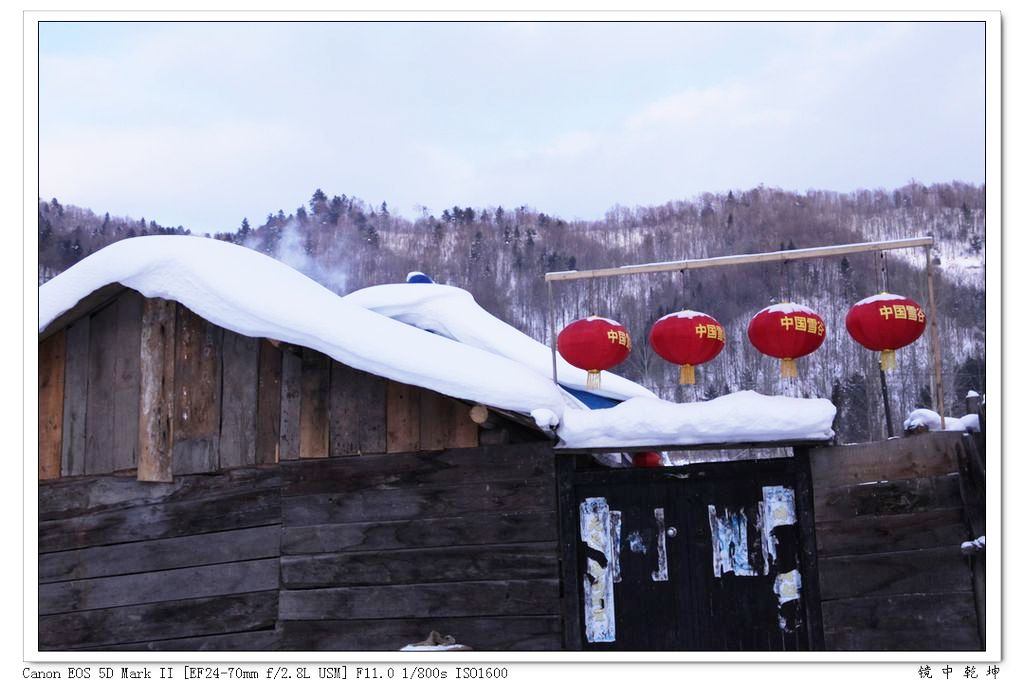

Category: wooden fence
[809, 432, 982, 650]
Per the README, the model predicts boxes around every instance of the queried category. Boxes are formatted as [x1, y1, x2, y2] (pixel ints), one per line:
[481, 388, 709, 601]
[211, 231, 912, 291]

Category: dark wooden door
[559, 453, 823, 651]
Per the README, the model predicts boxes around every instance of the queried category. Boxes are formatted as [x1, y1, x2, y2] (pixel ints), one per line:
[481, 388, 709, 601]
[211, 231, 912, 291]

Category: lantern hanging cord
[880, 251, 890, 292]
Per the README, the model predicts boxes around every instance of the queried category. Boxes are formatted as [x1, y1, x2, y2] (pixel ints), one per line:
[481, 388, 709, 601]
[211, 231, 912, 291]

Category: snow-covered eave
[553, 436, 833, 453]
[551, 391, 837, 451]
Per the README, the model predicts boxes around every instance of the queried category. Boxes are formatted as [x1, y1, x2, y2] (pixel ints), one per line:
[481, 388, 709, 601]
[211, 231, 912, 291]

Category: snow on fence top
[39, 236, 837, 447]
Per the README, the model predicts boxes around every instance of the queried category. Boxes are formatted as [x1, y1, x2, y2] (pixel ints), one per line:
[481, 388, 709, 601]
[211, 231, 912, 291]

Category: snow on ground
[39, 236, 838, 448]
[342, 283, 656, 402]
[556, 391, 836, 449]
[903, 408, 979, 432]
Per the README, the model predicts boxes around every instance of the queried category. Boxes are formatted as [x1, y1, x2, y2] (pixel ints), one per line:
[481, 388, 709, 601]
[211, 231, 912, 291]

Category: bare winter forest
[38, 181, 985, 444]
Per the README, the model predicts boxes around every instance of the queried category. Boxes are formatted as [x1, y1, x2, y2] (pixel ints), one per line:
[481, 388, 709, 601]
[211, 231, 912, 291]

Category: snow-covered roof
[556, 391, 836, 449]
[38, 236, 837, 448]
[903, 408, 979, 433]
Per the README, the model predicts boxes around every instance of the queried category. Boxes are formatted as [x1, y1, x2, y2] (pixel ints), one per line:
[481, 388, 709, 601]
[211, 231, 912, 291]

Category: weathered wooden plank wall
[39, 442, 562, 651]
[809, 432, 981, 651]
[277, 443, 562, 651]
[38, 330, 65, 480]
[38, 467, 281, 650]
[40, 293, 481, 481]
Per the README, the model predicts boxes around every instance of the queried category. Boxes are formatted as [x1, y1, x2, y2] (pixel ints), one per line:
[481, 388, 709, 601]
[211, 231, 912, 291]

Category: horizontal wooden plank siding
[39, 558, 279, 614]
[282, 510, 556, 555]
[280, 579, 561, 620]
[40, 526, 280, 584]
[40, 442, 558, 651]
[821, 592, 980, 651]
[279, 442, 561, 650]
[281, 542, 558, 588]
[40, 591, 279, 651]
[809, 433, 980, 651]
[38, 466, 281, 650]
[279, 617, 561, 651]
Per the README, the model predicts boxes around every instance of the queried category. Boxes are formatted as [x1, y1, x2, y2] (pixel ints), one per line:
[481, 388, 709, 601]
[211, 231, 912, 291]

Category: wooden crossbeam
[544, 237, 935, 282]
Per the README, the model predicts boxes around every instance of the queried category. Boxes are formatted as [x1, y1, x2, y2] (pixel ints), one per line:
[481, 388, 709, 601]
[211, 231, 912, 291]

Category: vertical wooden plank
[112, 291, 143, 472]
[61, 316, 89, 477]
[451, 399, 480, 449]
[357, 372, 388, 455]
[386, 381, 420, 454]
[556, 455, 584, 650]
[84, 302, 118, 475]
[137, 299, 176, 483]
[172, 306, 222, 474]
[299, 351, 330, 459]
[255, 340, 282, 465]
[279, 350, 302, 461]
[418, 389, 451, 452]
[38, 331, 66, 480]
[219, 331, 260, 469]
[329, 362, 360, 456]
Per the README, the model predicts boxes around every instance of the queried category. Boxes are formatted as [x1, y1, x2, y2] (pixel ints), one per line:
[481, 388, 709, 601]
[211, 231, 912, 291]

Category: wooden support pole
[878, 360, 894, 439]
[137, 299, 176, 482]
[925, 246, 946, 430]
[548, 279, 559, 386]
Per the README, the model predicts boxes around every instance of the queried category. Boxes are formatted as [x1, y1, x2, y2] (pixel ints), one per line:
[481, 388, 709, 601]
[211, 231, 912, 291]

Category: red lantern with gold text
[747, 303, 825, 378]
[557, 316, 631, 390]
[649, 310, 726, 384]
[845, 293, 926, 371]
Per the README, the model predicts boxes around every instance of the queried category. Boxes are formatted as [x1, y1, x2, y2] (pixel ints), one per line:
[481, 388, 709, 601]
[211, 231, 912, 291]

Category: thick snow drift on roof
[556, 391, 836, 449]
[903, 408, 978, 432]
[342, 284, 656, 402]
[38, 236, 568, 416]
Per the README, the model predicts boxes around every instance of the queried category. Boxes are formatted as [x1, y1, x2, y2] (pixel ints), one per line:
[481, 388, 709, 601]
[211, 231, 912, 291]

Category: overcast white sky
[38, 21, 985, 234]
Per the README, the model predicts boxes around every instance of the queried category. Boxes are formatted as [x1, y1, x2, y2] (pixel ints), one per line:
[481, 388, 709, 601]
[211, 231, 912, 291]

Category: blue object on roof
[406, 271, 434, 284]
[560, 385, 622, 410]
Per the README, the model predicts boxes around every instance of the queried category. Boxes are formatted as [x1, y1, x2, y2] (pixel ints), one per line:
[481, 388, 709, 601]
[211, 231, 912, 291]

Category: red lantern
[747, 303, 825, 378]
[845, 293, 926, 371]
[632, 451, 663, 468]
[649, 310, 726, 384]
[557, 316, 631, 390]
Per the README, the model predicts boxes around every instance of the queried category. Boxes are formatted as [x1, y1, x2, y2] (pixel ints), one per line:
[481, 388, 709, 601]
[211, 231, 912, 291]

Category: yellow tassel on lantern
[586, 369, 602, 390]
[880, 349, 895, 371]
[679, 364, 696, 385]
[780, 358, 798, 378]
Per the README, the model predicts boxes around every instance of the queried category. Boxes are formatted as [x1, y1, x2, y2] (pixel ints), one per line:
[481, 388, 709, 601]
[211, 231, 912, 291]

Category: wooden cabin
[37, 286, 985, 652]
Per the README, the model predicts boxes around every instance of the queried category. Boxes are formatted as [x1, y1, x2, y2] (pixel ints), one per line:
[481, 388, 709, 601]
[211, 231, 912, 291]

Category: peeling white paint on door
[760, 485, 796, 572]
[579, 497, 616, 643]
[609, 510, 622, 583]
[651, 507, 669, 582]
[773, 569, 802, 605]
[707, 505, 757, 577]
[626, 530, 647, 554]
